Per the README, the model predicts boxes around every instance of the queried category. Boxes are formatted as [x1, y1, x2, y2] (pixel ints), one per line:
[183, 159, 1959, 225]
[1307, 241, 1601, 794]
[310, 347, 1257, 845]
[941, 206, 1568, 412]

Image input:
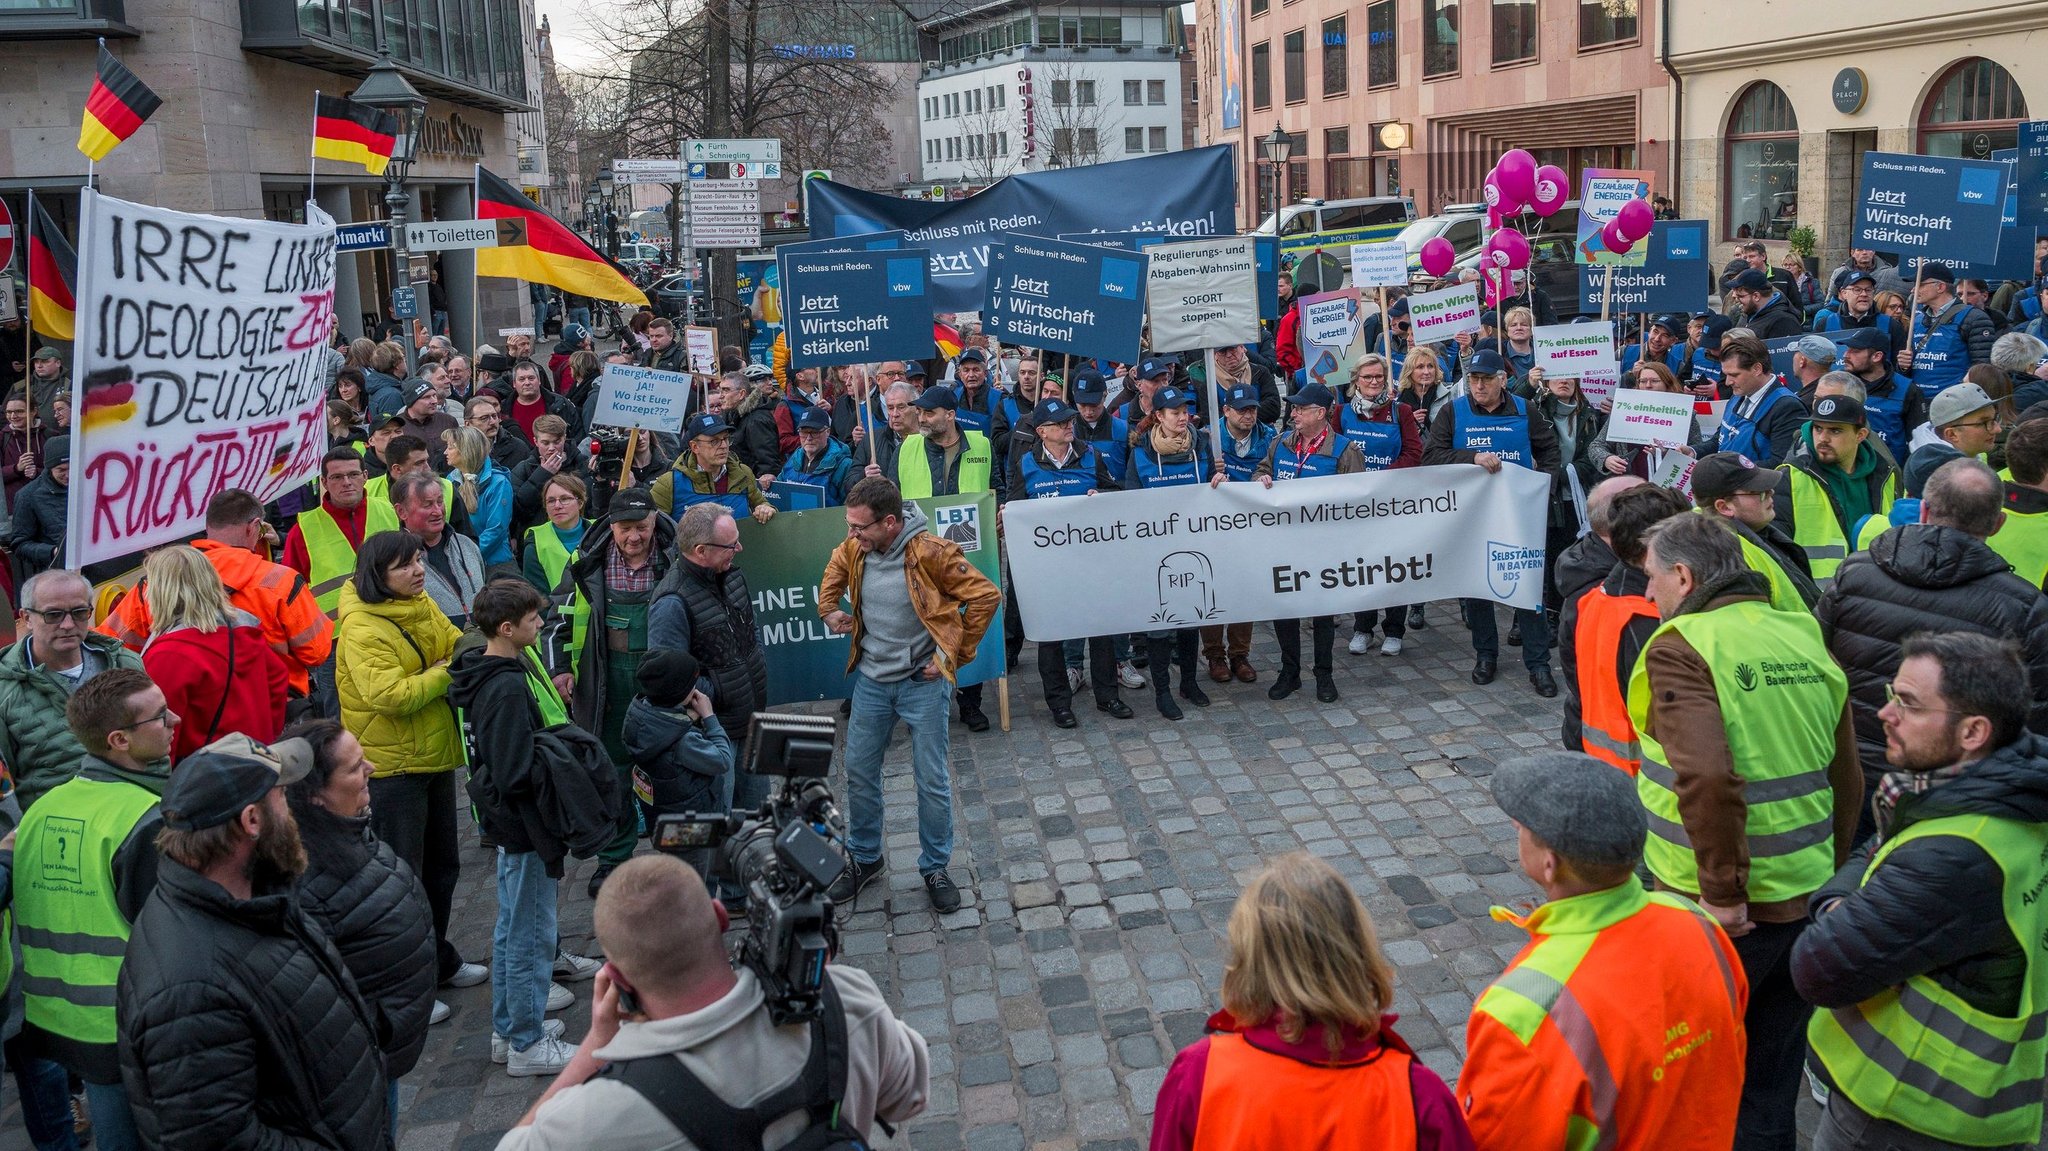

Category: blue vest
[776, 445, 851, 505]
[674, 488, 752, 518]
[1451, 395, 1533, 468]
[1219, 422, 1276, 482]
[1334, 406, 1406, 469]
[1861, 376, 1911, 461]
[1686, 348, 1724, 389]
[1269, 434, 1347, 479]
[1130, 442, 1208, 488]
[1078, 414, 1129, 482]
[1717, 383, 1801, 465]
[1911, 303, 1979, 395]
[1619, 344, 1685, 376]
[998, 391, 1029, 429]
[954, 384, 999, 433]
[1017, 445, 1099, 499]
[1813, 308, 1899, 347]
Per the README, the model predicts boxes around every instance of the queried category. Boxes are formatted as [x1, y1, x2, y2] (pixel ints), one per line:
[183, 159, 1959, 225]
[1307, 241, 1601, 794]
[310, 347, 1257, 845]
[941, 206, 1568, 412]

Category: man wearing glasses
[0, 570, 145, 809]
[818, 477, 1000, 915]
[1689, 452, 1820, 613]
[1903, 382, 2001, 498]
[649, 504, 769, 808]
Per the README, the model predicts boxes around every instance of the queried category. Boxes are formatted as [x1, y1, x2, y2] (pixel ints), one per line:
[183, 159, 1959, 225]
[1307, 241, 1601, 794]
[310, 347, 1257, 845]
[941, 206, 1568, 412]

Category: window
[1251, 41, 1271, 109]
[945, 92, 957, 115]
[1076, 79, 1096, 104]
[1189, 79, 1200, 103]
[1149, 126, 1167, 151]
[1321, 16, 1347, 96]
[991, 86, 1005, 108]
[969, 89, 981, 113]
[1125, 79, 1142, 105]
[1251, 0, 1266, 15]
[1079, 128, 1098, 153]
[1580, 0, 1636, 47]
[998, 132, 1009, 155]
[1366, 0, 1396, 88]
[1325, 126, 1350, 154]
[1051, 78, 1071, 105]
[1283, 29, 1305, 103]
[1491, 0, 1535, 64]
[1919, 58, 2029, 157]
[1127, 126, 1146, 152]
[1321, 200, 1409, 230]
[1148, 79, 1165, 104]
[1724, 81, 1800, 241]
[1422, 0, 1458, 77]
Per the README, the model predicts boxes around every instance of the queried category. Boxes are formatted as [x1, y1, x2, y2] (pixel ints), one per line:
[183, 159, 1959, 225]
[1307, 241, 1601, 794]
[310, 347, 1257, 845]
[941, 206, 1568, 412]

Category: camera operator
[495, 853, 930, 1151]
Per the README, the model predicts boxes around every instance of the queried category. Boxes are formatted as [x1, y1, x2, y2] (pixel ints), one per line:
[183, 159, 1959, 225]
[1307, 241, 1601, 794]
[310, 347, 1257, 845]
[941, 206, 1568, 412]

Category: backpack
[601, 972, 874, 1151]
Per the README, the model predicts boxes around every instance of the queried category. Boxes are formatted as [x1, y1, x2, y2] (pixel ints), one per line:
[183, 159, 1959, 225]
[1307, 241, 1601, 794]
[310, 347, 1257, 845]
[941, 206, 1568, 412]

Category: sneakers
[430, 999, 452, 1025]
[1407, 605, 1428, 630]
[1381, 636, 1404, 656]
[1066, 666, 1084, 693]
[826, 855, 886, 903]
[1347, 630, 1372, 655]
[553, 949, 602, 982]
[71, 1093, 90, 1147]
[1117, 661, 1146, 689]
[492, 1018, 566, 1064]
[924, 870, 963, 914]
[506, 1035, 577, 1077]
[442, 962, 489, 989]
[546, 981, 573, 1012]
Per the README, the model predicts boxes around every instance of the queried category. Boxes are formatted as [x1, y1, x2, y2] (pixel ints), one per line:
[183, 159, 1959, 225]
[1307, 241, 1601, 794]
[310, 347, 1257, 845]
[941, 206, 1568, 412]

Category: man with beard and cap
[1620, 314, 1689, 376]
[118, 732, 392, 1150]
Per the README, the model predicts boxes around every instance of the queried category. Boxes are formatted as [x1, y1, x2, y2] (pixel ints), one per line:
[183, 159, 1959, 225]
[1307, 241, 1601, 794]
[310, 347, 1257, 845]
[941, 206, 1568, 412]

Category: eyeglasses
[702, 540, 742, 552]
[846, 517, 885, 536]
[1951, 417, 2001, 433]
[1884, 682, 1968, 717]
[117, 707, 176, 732]
[25, 606, 93, 626]
[1355, 373, 1388, 383]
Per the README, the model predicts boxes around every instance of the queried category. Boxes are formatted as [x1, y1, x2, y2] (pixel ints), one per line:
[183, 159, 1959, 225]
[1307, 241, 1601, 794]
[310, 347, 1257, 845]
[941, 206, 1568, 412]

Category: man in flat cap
[1460, 751, 1748, 1151]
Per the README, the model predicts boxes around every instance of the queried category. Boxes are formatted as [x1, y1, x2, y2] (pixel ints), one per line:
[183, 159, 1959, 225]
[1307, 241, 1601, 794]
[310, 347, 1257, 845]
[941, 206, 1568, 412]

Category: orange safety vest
[1191, 1031, 1418, 1151]
[1573, 586, 1661, 775]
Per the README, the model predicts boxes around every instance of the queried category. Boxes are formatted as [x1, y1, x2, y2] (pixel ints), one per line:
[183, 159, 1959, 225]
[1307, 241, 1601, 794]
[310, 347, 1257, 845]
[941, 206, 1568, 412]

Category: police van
[1257, 196, 1416, 291]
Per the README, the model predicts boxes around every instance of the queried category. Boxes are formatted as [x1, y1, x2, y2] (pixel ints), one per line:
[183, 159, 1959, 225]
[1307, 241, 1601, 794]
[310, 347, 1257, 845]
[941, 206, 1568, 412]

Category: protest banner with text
[985, 236, 1148, 363]
[1005, 467, 1550, 641]
[1532, 322, 1617, 378]
[1408, 283, 1482, 344]
[67, 191, 337, 567]
[1854, 152, 2007, 266]
[1576, 168, 1654, 267]
[1296, 288, 1365, 393]
[1576, 220, 1711, 314]
[1349, 239, 1408, 288]
[1145, 236, 1260, 352]
[685, 326, 718, 375]
[778, 247, 936, 369]
[1604, 389, 1698, 447]
[591, 363, 693, 432]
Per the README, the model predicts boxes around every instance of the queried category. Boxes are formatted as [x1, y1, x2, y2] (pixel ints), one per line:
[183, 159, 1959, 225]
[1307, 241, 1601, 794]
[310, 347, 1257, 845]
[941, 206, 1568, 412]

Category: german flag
[474, 166, 649, 306]
[312, 93, 398, 176]
[77, 44, 161, 162]
[26, 196, 77, 343]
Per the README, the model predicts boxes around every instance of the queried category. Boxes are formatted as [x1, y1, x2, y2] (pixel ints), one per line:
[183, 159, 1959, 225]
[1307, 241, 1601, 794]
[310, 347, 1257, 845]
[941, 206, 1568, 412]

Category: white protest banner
[1300, 293, 1359, 350]
[1700, 399, 1727, 438]
[497, 326, 535, 337]
[1408, 283, 1482, 344]
[1145, 236, 1259, 352]
[1605, 389, 1698, 447]
[685, 325, 718, 375]
[1005, 466, 1550, 640]
[1580, 372, 1618, 409]
[592, 362, 693, 432]
[1349, 239, 1408, 288]
[1533, 323, 1617, 377]
[1651, 450, 1696, 498]
[67, 191, 336, 567]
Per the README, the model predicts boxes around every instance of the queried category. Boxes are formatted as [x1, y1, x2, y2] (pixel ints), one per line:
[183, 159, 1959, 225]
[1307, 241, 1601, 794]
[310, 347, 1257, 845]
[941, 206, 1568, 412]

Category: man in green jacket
[0, 570, 145, 809]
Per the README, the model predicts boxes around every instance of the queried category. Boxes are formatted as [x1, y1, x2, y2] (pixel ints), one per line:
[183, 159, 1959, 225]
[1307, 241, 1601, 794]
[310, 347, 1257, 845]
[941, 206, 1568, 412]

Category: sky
[539, 0, 606, 69]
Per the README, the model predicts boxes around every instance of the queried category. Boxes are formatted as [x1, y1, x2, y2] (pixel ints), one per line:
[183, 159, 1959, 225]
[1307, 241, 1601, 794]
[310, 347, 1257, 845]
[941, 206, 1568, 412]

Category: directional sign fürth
[686, 138, 781, 165]
[406, 221, 501, 251]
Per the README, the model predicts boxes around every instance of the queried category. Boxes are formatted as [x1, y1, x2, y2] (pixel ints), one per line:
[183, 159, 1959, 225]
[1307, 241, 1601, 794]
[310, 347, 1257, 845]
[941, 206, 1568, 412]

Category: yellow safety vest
[1781, 463, 1895, 585]
[1989, 507, 2048, 590]
[298, 500, 400, 614]
[896, 431, 992, 499]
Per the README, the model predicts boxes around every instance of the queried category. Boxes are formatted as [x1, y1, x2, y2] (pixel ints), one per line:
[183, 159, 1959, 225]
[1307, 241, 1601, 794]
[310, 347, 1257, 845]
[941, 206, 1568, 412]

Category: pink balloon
[1614, 197, 1655, 243]
[1490, 227, 1532, 271]
[1531, 165, 1569, 216]
[1495, 149, 1539, 210]
[1482, 176, 1506, 214]
[1419, 236, 1458, 279]
[1600, 217, 1637, 256]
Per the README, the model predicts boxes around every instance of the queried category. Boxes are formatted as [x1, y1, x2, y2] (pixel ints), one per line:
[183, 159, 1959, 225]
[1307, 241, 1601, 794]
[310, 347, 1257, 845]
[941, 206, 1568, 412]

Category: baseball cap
[1792, 335, 1839, 365]
[913, 385, 958, 411]
[1919, 262, 1955, 284]
[684, 412, 731, 440]
[159, 734, 314, 832]
[1466, 350, 1508, 377]
[607, 486, 659, 523]
[1651, 314, 1688, 337]
[32, 347, 62, 362]
[1841, 327, 1889, 353]
[1930, 383, 1996, 429]
[957, 347, 987, 365]
[902, 360, 929, 380]
[1689, 452, 1779, 503]
[1031, 399, 1078, 424]
[1137, 358, 1175, 381]
[1388, 297, 1410, 319]
[1490, 752, 1646, 870]
[797, 407, 832, 431]
[1810, 393, 1867, 428]
[1154, 385, 1193, 409]
[1699, 314, 1736, 352]
[1731, 268, 1772, 293]
[1070, 372, 1107, 403]
[1843, 269, 1877, 287]
[1288, 381, 1336, 407]
[1223, 385, 1261, 411]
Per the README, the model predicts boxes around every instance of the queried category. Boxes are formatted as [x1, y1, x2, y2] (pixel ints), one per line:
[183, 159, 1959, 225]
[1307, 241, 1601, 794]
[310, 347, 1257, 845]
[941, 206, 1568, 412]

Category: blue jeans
[4, 1048, 77, 1151]
[83, 1080, 139, 1151]
[843, 671, 953, 874]
[489, 848, 557, 1051]
[1065, 634, 1132, 669]
[568, 307, 591, 333]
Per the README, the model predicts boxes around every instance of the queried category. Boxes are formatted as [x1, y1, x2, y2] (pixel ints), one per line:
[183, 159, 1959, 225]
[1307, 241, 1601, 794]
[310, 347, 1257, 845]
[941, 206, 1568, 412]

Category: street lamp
[352, 50, 429, 363]
[1260, 124, 1293, 228]
[583, 189, 602, 243]
[594, 167, 618, 258]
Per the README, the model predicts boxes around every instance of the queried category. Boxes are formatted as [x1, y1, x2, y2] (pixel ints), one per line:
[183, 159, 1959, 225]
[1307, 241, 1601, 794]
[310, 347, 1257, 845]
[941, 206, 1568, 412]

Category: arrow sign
[406, 221, 501, 251]
[494, 217, 527, 247]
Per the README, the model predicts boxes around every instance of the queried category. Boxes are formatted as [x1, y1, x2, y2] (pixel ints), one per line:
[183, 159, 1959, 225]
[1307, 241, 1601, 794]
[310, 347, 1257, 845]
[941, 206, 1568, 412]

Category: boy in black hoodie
[448, 579, 580, 1078]
[623, 649, 735, 880]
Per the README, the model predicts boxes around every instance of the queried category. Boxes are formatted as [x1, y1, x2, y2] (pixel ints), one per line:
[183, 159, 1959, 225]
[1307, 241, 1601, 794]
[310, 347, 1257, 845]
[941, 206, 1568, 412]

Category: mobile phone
[604, 963, 643, 1015]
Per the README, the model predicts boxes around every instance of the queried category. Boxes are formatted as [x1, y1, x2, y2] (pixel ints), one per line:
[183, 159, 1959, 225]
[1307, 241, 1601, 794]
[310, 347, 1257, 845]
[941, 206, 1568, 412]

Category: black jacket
[1421, 392, 1562, 472]
[118, 856, 390, 1150]
[1535, 394, 1604, 534]
[1742, 292, 1806, 340]
[554, 511, 676, 733]
[1553, 534, 1618, 751]
[728, 382, 787, 478]
[9, 471, 66, 573]
[291, 802, 437, 1078]
[507, 387, 586, 444]
[1794, 732, 2048, 1025]
[1818, 524, 2048, 778]
[509, 445, 588, 536]
[449, 647, 571, 872]
[647, 556, 768, 735]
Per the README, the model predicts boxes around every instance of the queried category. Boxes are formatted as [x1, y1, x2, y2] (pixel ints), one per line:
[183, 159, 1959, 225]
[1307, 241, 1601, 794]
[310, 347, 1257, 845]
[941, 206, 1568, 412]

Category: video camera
[651, 713, 846, 1024]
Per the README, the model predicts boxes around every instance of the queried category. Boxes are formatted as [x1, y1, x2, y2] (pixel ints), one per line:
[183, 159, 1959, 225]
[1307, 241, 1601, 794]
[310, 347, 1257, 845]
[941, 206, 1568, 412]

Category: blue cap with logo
[1699, 314, 1736, 352]
[1288, 381, 1336, 407]
[902, 360, 929, 380]
[1154, 385, 1193, 409]
[1466, 349, 1508, 377]
[797, 406, 832, 431]
[957, 346, 987, 364]
[1032, 398, 1079, 424]
[1070, 371, 1108, 402]
[1138, 358, 1175, 381]
[685, 412, 730, 440]
[1224, 385, 1261, 411]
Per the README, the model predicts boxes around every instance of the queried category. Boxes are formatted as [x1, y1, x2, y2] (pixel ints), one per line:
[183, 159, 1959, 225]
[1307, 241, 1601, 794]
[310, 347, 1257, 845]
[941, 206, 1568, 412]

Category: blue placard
[985, 236, 1149, 364]
[1853, 151, 2008, 265]
[2018, 123, 2048, 230]
[778, 247, 936, 369]
[335, 222, 391, 253]
[1577, 219, 1712, 314]
[776, 229, 907, 258]
[1994, 149, 2020, 228]
[766, 481, 826, 511]
[390, 285, 417, 320]
[1897, 227, 2039, 284]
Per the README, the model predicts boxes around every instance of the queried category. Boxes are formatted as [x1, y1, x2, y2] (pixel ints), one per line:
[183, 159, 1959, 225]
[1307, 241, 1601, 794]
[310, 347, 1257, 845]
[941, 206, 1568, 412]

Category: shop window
[1918, 57, 2029, 158]
[1724, 81, 1800, 242]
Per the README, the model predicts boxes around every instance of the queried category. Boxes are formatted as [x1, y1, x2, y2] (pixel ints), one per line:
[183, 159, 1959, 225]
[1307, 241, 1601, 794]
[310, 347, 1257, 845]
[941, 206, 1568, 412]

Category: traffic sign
[405, 221, 501, 251]
[693, 222, 762, 247]
[391, 286, 418, 320]
[614, 157, 685, 184]
[688, 189, 760, 212]
[688, 211, 760, 230]
[0, 198, 14, 271]
[335, 222, 392, 252]
[686, 138, 781, 165]
[690, 179, 758, 193]
[732, 161, 782, 180]
[493, 217, 527, 247]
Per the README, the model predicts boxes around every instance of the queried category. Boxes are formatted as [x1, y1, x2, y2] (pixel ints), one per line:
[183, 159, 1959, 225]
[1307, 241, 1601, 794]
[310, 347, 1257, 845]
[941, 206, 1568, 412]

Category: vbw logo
[886, 257, 925, 296]
[1735, 662, 1758, 692]
[1486, 542, 1544, 600]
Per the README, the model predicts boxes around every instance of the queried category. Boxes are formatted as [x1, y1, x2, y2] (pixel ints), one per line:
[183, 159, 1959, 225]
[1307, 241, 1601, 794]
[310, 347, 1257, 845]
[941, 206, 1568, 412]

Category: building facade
[0, 0, 542, 347]
[1669, 0, 2045, 268]
[916, 0, 1187, 188]
[1194, 0, 1671, 228]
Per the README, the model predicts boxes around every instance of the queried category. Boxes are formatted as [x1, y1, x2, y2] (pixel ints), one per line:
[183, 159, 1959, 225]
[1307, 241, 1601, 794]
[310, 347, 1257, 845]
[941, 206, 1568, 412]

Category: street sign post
[335, 222, 392, 253]
[731, 161, 782, 180]
[686, 138, 782, 165]
[692, 222, 762, 247]
[391, 286, 418, 320]
[613, 158, 685, 184]
[402, 219, 523, 252]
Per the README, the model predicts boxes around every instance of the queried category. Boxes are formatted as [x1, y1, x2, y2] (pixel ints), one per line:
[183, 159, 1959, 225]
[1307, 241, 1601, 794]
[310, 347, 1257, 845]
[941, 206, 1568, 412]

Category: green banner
[738, 493, 1005, 704]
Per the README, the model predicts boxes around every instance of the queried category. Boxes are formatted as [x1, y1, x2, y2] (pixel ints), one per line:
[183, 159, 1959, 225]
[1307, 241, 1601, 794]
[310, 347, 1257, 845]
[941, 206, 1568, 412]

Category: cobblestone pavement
[3, 601, 1825, 1150]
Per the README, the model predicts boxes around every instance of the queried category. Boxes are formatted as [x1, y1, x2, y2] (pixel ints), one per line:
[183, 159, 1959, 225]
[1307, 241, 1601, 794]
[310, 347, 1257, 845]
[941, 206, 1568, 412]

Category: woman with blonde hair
[1152, 853, 1473, 1150]
[447, 425, 515, 570]
[139, 545, 291, 760]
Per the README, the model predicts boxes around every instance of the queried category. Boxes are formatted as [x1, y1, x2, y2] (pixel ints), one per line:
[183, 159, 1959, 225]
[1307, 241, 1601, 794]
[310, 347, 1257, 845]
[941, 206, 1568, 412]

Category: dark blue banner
[1899, 228, 2038, 284]
[2018, 123, 2048, 230]
[778, 248, 937, 369]
[986, 237, 1149, 364]
[808, 146, 1237, 312]
[1995, 149, 2019, 228]
[1853, 152, 2008, 265]
[776, 229, 907, 257]
[1059, 229, 1279, 320]
[1576, 219, 1712, 314]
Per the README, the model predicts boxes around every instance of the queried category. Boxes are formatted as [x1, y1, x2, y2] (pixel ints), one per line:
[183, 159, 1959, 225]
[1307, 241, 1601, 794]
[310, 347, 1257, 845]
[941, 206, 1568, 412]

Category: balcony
[241, 0, 531, 113]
